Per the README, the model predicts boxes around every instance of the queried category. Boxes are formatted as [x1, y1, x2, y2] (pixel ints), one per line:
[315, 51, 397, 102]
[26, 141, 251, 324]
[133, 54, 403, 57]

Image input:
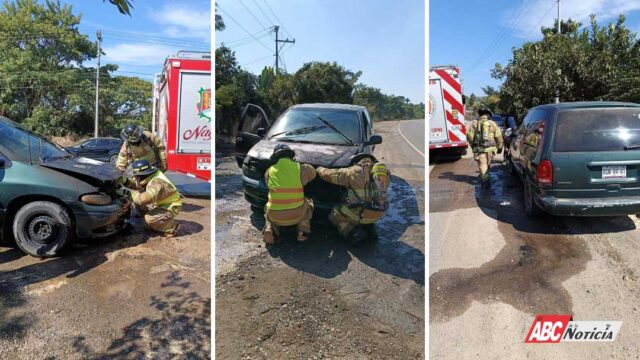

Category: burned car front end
[241, 141, 358, 212]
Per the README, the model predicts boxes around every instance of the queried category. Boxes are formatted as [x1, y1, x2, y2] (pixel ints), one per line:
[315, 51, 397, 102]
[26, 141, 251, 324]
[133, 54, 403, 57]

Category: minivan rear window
[553, 108, 640, 152]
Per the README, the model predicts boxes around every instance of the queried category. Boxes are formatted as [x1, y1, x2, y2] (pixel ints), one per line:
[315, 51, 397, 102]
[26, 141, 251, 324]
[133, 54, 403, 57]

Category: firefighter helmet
[121, 124, 143, 144]
[131, 159, 157, 177]
[350, 153, 377, 166]
[478, 108, 493, 118]
[270, 144, 296, 161]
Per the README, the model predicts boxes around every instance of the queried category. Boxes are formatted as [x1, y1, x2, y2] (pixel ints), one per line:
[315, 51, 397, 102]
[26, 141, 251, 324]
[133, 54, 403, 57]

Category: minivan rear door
[551, 107, 640, 197]
[235, 104, 271, 167]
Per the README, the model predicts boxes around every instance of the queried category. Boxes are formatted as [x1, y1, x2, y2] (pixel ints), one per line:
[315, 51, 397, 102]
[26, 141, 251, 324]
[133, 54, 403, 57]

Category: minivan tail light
[536, 160, 553, 185]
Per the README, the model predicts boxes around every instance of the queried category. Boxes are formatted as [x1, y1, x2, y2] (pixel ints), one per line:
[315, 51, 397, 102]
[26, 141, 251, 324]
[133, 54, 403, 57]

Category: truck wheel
[109, 154, 118, 165]
[523, 181, 543, 217]
[12, 201, 73, 257]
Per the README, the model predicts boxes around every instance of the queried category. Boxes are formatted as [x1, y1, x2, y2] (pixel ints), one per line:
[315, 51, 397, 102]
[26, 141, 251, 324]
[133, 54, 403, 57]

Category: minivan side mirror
[256, 128, 266, 137]
[366, 135, 382, 145]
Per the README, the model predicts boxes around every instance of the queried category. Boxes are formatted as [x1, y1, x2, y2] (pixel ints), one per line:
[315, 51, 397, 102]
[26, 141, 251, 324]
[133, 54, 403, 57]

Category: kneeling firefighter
[116, 124, 167, 172]
[467, 108, 503, 184]
[317, 154, 390, 244]
[263, 144, 317, 244]
[123, 160, 182, 237]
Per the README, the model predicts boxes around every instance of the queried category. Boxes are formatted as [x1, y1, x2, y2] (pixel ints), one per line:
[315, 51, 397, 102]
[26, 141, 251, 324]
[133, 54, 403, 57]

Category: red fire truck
[429, 65, 467, 156]
[153, 51, 211, 181]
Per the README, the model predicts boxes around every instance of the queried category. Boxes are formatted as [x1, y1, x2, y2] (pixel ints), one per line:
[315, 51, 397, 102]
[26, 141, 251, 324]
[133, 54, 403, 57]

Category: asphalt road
[429, 151, 640, 359]
[0, 198, 211, 359]
[398, 119, 426, 157]
[215, 120, 425, 359]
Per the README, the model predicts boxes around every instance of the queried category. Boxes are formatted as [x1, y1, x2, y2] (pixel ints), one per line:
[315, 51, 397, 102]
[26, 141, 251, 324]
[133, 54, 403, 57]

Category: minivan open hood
[247, 140, 359, 168]
[41, 156, 120, 185]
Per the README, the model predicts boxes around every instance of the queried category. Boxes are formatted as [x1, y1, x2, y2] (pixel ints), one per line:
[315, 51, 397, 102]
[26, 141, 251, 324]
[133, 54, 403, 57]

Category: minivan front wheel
[12, 201, 73, 257]
[523, 181, 543, 217]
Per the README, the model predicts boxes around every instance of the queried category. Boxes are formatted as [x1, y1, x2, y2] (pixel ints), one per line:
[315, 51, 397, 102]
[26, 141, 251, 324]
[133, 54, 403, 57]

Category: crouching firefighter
[263, 144, 316, 244]
[467, 108, 503, 185]
[316, 154, 390, 244]
[116, 124, 167, 172]
[123, 160, 182, 237]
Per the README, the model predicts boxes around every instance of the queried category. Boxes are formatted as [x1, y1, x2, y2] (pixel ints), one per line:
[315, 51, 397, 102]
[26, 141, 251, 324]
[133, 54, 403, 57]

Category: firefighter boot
[296, 231, 309, 242]
[347, 226, 368, 245]
[263, 222, 276, 245]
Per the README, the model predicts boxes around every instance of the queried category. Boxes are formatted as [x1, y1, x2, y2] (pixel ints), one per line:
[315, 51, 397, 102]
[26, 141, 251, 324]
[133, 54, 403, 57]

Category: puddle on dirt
[430, 161, 593, 322]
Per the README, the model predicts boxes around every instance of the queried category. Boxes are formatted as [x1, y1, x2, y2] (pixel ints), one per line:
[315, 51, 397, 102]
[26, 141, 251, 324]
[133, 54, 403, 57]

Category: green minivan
[508, 101, 640, 217]
[0, 116, 130, 257]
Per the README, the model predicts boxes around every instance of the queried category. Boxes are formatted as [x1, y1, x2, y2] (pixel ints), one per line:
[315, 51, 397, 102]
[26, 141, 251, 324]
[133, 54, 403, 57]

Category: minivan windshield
[267, 108, 361, 145]
[0, 117, 71, 162]
[554, 108, 640, 152]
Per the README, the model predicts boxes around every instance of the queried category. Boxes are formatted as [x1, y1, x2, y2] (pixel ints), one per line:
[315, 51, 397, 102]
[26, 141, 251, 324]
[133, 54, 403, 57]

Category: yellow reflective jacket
[266, 158, 305, 211]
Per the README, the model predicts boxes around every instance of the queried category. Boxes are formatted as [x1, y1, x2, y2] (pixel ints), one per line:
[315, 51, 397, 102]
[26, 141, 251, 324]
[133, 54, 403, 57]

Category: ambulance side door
[235, 104, 271, 167]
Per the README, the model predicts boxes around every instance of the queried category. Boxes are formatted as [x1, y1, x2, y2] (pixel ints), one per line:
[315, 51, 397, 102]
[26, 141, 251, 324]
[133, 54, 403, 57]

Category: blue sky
[215, 0, 425, 104]
[61, 0, 211, 81]
[430, 0, 640, 96]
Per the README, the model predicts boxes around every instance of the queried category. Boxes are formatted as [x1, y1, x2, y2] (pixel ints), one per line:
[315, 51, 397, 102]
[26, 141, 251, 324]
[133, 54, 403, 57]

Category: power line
[261, 0, 293, 38]
[217, 4, 272, 52]
[237, 0, 269, 31]
[251, 0, 276, 26]
[467, 0, 541, 72]
[242, 54, 273, 66]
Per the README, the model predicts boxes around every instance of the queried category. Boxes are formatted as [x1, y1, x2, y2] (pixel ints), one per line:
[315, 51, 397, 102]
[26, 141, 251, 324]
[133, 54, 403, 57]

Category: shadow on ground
[262, 175, 425, 285]
[71, 271, 211, 359]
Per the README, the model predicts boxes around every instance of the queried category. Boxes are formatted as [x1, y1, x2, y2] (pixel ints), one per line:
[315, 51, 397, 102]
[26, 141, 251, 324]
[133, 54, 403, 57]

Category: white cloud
[102, 43, 178, 66]
[152, 4, 211, 41]
[507, 0, 640, 39]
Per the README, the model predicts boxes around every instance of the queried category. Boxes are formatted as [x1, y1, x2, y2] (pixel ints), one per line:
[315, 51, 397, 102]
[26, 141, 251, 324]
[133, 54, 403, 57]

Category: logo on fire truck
[428, 94, 435, 120]
[197, 87, 211, 122]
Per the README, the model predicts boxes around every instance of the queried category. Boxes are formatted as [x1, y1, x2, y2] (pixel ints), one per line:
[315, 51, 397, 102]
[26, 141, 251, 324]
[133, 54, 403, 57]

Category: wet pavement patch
[430, 160, 594, 322]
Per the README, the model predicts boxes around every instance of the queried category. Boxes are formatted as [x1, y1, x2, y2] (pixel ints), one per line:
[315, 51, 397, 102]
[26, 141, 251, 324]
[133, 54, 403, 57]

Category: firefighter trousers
[474, 151, 494, 182]
[139, 205, 181, 235]
[263, 198, 313, 243]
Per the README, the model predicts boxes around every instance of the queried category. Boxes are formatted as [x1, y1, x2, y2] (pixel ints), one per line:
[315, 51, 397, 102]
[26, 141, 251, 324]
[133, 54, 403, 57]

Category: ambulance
[153, 51, 211, 181]
[429, 65, 467, 156]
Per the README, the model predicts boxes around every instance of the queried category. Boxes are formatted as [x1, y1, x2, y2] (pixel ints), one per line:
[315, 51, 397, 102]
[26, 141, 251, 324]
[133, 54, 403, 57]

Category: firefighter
[263, 144, 316, 244]
[123, 159, 182, 237]
[316, 154, 391, 244]
[116, 124, 167, 172]
[467, 108, 503, 185]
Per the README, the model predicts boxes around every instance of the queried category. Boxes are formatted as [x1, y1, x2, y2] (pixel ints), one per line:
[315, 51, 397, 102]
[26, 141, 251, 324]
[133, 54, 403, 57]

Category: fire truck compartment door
[235, 103, 271, 167]
[429, 78, 448, 144]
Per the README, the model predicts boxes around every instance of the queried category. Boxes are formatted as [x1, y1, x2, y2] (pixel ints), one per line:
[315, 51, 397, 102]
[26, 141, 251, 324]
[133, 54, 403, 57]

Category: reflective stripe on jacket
[131, 170, 182, 213]
[266, 158, 305, 211]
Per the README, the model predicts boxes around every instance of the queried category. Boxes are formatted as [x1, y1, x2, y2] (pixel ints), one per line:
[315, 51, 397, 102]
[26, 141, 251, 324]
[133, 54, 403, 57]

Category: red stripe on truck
[448, 130, 460, 142]
[446, 110, 467, 135]
[443, 89, 464, 115]
[435, 69, 462, 94]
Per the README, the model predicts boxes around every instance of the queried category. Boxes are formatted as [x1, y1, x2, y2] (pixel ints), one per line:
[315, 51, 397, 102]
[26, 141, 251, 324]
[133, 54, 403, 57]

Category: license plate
[602, 165, 626, 179]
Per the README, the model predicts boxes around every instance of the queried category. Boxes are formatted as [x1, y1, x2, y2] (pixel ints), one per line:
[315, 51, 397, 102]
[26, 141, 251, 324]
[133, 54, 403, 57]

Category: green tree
[0, 0, 98, 135]
[293, 62, 361, 104]
[493, 15, 640, 117]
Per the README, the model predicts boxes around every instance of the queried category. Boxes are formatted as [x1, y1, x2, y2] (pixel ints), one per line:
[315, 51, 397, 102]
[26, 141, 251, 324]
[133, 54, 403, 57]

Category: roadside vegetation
[0, 0, 151, 139]
[467, 15, 640, 119]
[214, 13, 424, 142]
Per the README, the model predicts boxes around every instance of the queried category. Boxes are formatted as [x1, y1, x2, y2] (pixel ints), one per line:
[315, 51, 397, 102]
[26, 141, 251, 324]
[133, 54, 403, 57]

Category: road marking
[397, 121, 425, 158]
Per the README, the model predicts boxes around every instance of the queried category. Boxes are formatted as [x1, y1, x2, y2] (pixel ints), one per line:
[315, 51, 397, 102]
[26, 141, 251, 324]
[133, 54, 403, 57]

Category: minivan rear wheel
[12, 201, 73, 257]
[523, 181, 543, 217]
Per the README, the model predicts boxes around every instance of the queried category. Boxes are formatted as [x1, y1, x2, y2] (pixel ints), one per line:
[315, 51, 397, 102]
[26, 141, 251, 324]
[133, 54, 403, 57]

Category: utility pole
[273, 25, 295, 75]
[94, 30, 102, 138]
[555, 0, 561, 104]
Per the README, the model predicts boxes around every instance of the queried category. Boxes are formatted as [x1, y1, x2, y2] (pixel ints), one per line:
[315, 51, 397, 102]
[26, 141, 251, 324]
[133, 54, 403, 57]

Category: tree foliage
[492, 15, 640, 118]
[0, 0, 151, 137]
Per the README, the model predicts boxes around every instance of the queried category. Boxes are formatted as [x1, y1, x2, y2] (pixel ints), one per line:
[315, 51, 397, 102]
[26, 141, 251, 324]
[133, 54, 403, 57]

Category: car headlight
[80, 193, 112, 205]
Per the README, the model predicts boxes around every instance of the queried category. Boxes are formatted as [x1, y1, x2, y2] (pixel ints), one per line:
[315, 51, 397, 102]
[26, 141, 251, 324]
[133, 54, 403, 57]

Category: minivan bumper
[241, 175, 337, 212]
[70, 198, 131, 238]
[537, 195, 640, 216]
